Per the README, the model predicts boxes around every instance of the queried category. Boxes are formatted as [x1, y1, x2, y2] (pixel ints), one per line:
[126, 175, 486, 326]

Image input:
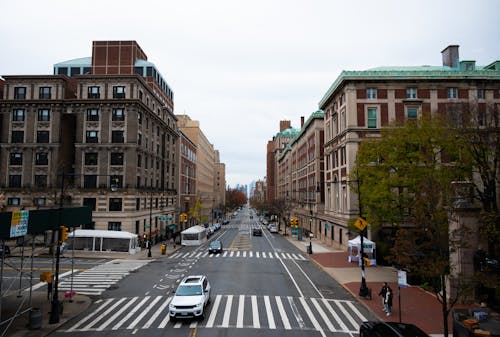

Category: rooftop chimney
[280, 120, 291, 132]
[301, 116, 305, 127]
[441, 45, 460, 68]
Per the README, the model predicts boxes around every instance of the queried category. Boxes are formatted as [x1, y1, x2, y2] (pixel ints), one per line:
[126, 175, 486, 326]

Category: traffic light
[59, 226, 68, 242]
[180, 213, 188, 222]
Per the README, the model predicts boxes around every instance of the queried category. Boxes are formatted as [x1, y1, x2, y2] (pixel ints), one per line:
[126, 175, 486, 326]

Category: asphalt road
[48, 206, 377, 336]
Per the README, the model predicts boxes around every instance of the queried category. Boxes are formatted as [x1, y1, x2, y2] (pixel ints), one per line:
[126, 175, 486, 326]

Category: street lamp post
[357, 169, 369, 298]
[148, 187, 153, 258]
[49, 172, 120, 323]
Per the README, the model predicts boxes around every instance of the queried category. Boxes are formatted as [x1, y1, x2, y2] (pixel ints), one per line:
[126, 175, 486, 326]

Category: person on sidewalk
[385, 286, 393, 316]
[378, 282, 388, 311]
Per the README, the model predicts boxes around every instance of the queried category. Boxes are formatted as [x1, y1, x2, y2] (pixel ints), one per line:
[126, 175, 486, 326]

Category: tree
[226, 189, 247, 211]
[354, 115, 470, 337]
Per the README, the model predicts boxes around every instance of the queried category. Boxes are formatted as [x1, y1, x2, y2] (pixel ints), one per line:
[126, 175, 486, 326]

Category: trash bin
[29, 308, 42, 330]
[160, 244, 166, 255]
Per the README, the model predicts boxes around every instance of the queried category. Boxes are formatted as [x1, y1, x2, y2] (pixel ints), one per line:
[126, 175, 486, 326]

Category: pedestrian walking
[385, 286, 393, 316]
[378, 282, 388, 311]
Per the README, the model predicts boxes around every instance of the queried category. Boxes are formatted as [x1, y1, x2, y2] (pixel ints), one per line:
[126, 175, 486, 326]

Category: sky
[1, 0, 499, 188]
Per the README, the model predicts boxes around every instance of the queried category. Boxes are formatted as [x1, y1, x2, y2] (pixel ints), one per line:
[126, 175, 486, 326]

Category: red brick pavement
[310, 252, 458, 335]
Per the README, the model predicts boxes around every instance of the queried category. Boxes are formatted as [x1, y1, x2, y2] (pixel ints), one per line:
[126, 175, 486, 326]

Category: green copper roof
[290, 110, 324, 146]
[276, 127, 300, 138]
[319, 64, 500, 107]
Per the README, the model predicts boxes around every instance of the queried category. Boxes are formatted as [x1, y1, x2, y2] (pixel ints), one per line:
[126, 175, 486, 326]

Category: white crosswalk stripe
[58, 260, 150, 296]
[63, 294, 366, 333]
[169, 250, 308, 261]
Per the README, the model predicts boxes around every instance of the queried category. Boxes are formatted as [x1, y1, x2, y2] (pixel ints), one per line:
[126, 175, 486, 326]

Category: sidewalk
[286, 234, 449, 337]
[1, 242, 181, 337]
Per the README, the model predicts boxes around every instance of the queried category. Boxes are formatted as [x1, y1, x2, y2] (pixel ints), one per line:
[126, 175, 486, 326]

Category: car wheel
[170, 316, 176, 323]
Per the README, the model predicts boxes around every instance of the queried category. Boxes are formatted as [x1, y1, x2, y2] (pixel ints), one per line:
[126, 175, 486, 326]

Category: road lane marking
[205, 294, 221, 328]
[322, 299, 348, 331]
[221, 294, 233, 327]
[127, 295, 162, 329]
[264, 296, 276, 329]
[347, 300, 367, 322]
[311, 298, 336, 332]
[97, 297, 136, 331]
[143, 296, 171, 329]
[287, 296, 305, 329]
[275, 296, 291, 330]
[66, 298, 114, 332]
[112, 296, 150, 330]
[334, 300, 358, 330]
[237, 295, 244, 328]
[251, 295, 260, 328]
[299, 297, 326, 337]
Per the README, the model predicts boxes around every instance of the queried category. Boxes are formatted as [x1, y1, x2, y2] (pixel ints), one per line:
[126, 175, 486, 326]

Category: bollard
[160, 244, 166, 255]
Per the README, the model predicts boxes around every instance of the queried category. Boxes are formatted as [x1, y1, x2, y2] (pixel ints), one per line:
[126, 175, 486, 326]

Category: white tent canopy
[66, 229, 140, 254]
[347, 235, 377, 266]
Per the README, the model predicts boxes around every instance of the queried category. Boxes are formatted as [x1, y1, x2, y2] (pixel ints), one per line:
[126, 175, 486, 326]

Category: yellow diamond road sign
[353, 217, 368, 231]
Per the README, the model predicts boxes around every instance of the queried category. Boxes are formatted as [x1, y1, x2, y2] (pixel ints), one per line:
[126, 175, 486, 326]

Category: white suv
[169, 275, 211, 320]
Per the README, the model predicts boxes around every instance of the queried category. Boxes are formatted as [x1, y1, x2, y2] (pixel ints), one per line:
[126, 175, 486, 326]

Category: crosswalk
[169, 250, 307, 261]
[58, 259, 151, 296]
[64, 294, 366, 334]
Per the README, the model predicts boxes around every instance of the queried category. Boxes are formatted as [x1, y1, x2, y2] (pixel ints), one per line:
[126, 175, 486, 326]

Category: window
[112, 108, 125, 121]
[367, 107, 377, 128]
[34, 175, 47, 188]
[111, 130, 124, 143]
[113, 86, 125, 99]
[38, 109, 50, 121]
[447, 87, 458, 99]
[138, 133, 142, 146]
[84, 152, 98, 165]
[8, 198, 21, 206]
[87, 86, 100, 99]
[34, 198, 46, 206]
[108, 222, 122, 231]
[36, 152, 48, 165]
[366, 88, 377, 99]
[39, 87, 51, 99]
[406, 87, 417, 99]
[138, 111, 142, 125]
[137, 154, 142, 167]
[340, 110, 346, 131]
[86, 109, 99, 121]
[10, 153, 23, 165]
[110, 152, 124, 165]
[14, 87, 26, 99]
[407, 107, 418, 119]
[477, 89, 485, 99]
[37, 131, 49, 143]
[83, 175, 97, 188]
[12, 109, 25, 121]
[136, 198, 141, 210]
[110, 175, 123, 189]
[109, 198, 122, 211]
[86, 131, 98, 143]
[11, 131, 24, 143]
[9, 175, 22, 188]
[83, 198, 96, 211]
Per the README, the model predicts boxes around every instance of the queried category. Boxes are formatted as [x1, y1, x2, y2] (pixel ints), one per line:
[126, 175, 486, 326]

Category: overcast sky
[1, 0, 499, 188]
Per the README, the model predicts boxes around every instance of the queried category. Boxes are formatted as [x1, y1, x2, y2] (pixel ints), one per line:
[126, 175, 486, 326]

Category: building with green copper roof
[315, 45, 500, 252]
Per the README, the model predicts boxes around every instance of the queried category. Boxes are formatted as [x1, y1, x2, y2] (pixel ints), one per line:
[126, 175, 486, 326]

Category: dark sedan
[360, 321, 430, 337]
[252, 226, 262, 236]
[208, 240, 223, 254]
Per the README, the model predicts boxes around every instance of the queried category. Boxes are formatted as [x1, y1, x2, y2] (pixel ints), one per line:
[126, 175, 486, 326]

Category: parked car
[268, 223, 278, 233]
[252, 226, 262, 236]
[222, 220, 230, 225]
[169, 275, 211, 321]
[206, 227, 213, 237]
[360, 321, 430, 337]
[209, 240, 223, 254]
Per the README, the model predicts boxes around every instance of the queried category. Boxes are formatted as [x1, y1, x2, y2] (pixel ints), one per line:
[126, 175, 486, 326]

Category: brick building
[318, 45, 500, 250]
[0, 41, 179, 242]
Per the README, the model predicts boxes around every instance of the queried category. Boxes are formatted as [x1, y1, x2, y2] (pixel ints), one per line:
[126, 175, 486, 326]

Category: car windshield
[210, 241, 221, 248]
[176, 285, 203, 296]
